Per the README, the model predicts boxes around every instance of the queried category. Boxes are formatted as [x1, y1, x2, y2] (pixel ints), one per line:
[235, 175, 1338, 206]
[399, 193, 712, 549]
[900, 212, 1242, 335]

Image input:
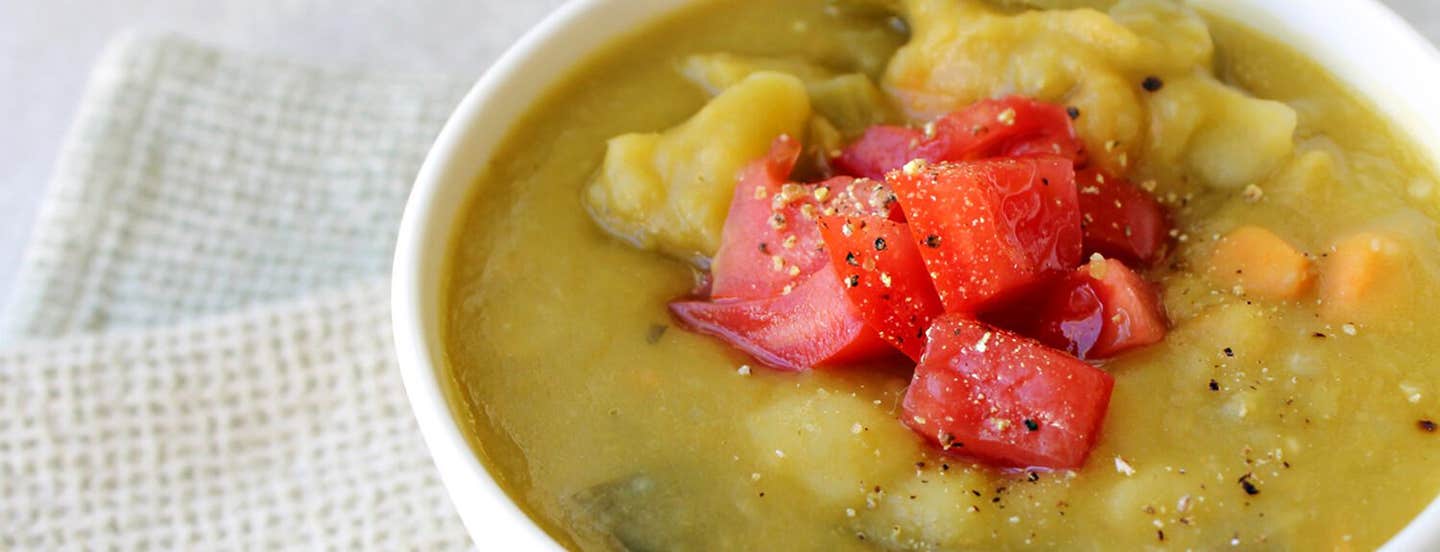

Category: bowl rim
[393, 0, 1440, 549]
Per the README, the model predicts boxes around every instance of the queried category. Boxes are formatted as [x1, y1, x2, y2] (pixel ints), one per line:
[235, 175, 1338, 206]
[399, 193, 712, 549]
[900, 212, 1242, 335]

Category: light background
[0, 0, 1435, 302]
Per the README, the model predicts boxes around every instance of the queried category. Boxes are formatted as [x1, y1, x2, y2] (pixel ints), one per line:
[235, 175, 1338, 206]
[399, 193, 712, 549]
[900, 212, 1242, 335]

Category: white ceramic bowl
[392, 0, 1440, 548]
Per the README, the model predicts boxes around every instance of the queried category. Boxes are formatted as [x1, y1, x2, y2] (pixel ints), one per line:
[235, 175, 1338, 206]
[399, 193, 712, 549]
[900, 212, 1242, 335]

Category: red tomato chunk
[710, 136, 828, 300]
[903, 315, 1114, 469]
[834, 96, 1084, 180]
[818, 215, 944, 361]
[889, 158, 1082, 314]
[1016, 257, 1168, 359]
[1077, 168, 1172, 266]
[711, 138, 902, 300]
[670, 264, 895, 372]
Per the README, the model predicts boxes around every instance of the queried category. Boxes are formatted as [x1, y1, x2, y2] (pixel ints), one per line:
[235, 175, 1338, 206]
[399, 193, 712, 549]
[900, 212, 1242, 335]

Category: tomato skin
[833, 97, 1083, 180]
[817, 215, 944, 361]
[670, 263, 896, 371]
[1077, 168, 1172, 266]
[889, 158, 1082, 314]
[1001, 258, 1168, 359]
[902, 316, 1113, 469]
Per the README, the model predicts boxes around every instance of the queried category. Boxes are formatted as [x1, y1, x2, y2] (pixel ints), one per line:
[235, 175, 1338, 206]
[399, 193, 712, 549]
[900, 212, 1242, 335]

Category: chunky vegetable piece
[709, 136, 828, 299]
[670, 264, 894, 371]
[710, 138, 900, 299]
[681, 53, 896, 137]
[903, 315, 1114, 469]
[1076, 168, 1171, 266]
[585, 72, 811, 259]
[1208, 225, 1313, 301]
[818, 215, 944, 360]
[884, 0, 1297, 185]
[1319, 232, 1411, 324]
[834, 97, 1081, 180]
[1008, 257, 1168, 359]
[889, 158, 1081, 313]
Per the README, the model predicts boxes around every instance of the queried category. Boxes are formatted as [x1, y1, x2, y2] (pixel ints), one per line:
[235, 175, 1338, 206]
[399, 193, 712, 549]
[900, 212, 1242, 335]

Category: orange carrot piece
[1209, 225, 1313, 301]
[1319, 232, 1406, 323]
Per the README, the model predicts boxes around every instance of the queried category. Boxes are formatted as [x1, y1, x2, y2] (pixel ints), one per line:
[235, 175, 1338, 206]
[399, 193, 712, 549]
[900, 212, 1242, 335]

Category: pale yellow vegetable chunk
[883, 0, 1296, 186]
[1319, 232, 1411, 324]
[682, 53, 895, 136]
[1208, 225, 1313, 301]
[584, 72, 811, 260]
[746, 389, 915, 506]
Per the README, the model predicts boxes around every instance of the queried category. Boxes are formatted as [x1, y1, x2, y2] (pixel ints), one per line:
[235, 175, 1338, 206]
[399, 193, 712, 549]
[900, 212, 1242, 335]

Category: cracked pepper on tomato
[669, 96, 1172, 469]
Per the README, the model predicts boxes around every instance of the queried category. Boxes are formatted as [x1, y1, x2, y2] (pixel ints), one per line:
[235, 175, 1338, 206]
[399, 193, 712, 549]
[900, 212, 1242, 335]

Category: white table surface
[0, 0, 1436, 305]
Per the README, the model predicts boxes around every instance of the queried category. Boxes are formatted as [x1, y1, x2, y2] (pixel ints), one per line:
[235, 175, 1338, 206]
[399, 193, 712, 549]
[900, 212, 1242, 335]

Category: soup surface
[443, 0, 1440, 549]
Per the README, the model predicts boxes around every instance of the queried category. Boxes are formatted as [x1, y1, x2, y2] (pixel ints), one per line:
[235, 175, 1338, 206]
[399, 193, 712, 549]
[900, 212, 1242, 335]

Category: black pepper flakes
[1027, 471, 1040, 482]
[845, 252, 859, 266]
[874, 237, 888, 251]
[758, 242, 770, 254]
[1238, 473, 1260, 495]
[1209, 379, 1220, 391]
[1420, 419, 1438, 433]
[1142, 76, 1165, 92]
[1223, 347, 1234, 357]
[924, 235, 942, 248]
[1066, 106, 1081, 120]
[845, 274, 860, 288]
[1024, 418, 1040, 431]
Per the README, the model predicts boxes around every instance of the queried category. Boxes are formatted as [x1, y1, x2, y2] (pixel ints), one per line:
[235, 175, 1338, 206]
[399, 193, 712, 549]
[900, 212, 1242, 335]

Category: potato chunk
[682, 53, 895, 136]
[746, 388, 916, 506]
[883, 0, 1295, 186]
[584, 72, 811, 259]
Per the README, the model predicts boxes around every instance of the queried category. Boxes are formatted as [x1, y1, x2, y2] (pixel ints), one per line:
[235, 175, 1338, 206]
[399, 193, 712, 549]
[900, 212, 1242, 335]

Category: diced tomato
[1001, 257, 1168, 359]
[833, 126, 925, 181]
[710, 136, 828, 299]
[670, 263, 896, 371]
[889, 158, 1082, 314]
[817, 215, 944, 361]
[711, 138, 903, 299]
[833, 97, 1083, 180]
[1077, 168, 1172, 266]
[916, 97, 1084, 165]
[902, 315, 1113, 469]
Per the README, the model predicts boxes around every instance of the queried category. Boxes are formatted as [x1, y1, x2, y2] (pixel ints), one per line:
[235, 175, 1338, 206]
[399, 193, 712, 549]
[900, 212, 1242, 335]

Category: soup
[442, 0, 1440, 549]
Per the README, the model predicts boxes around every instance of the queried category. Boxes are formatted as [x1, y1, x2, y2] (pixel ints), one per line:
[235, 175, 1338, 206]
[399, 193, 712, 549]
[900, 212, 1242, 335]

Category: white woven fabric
[0, 35, 480, 550]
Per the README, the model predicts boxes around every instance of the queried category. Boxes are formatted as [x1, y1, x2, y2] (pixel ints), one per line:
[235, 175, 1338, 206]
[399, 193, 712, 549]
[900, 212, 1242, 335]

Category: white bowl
[392, 0, 1440, 548]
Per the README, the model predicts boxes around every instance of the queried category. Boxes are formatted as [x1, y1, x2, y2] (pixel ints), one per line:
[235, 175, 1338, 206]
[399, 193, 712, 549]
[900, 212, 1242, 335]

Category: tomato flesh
[834, 97, 1083, 180]
[711, 138, 902, 300]
[670, 263, 895, 371]
[1077, 168, 1172, 266]
[889, 157, 1082, 314]
[1011, 258, 1167, 359]
[710, 135, 828, 299]
[833, 126, 925, 181]
[818, 215, 944, 361]
[902, 315, 1114, 469]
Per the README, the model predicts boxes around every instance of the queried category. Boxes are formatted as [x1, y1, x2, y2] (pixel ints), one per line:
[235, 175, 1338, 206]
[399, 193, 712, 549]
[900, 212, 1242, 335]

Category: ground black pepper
[1066, 106, 1081, 119]
[1142, 76, 1164, 91]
